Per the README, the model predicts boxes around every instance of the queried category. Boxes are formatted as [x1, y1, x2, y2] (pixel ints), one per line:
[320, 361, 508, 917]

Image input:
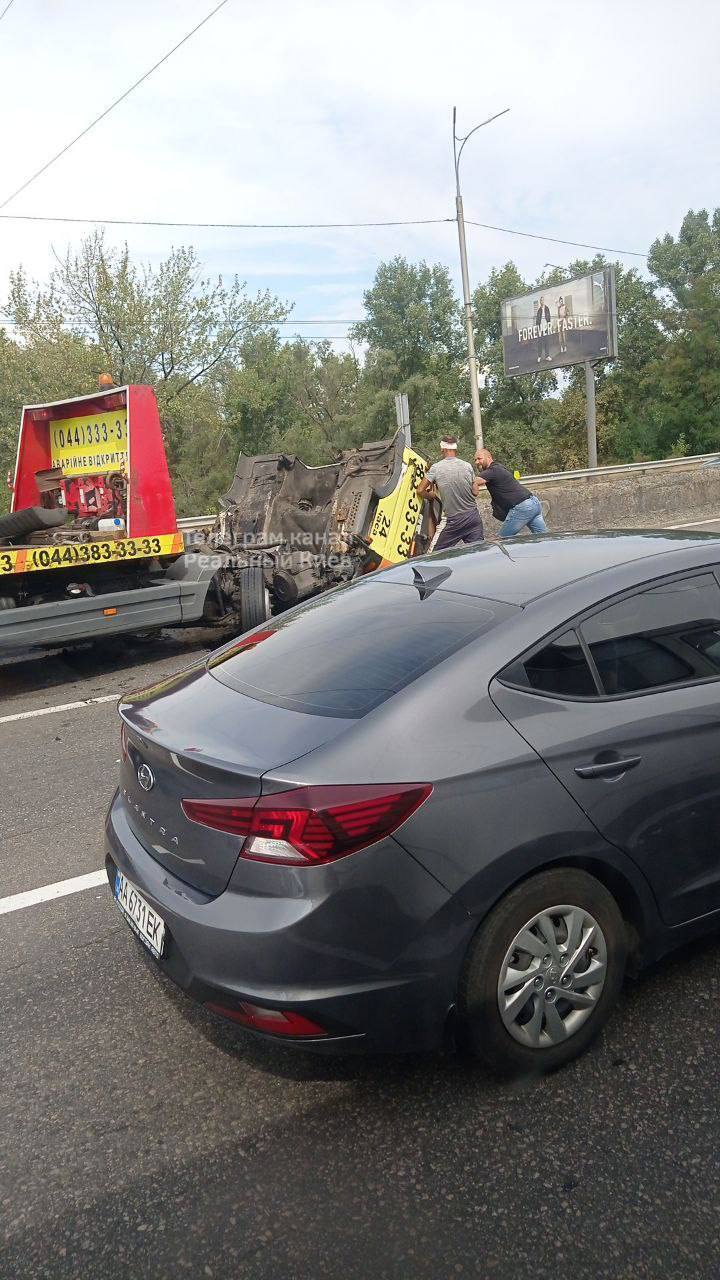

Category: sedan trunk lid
[118, 661, 354, 895]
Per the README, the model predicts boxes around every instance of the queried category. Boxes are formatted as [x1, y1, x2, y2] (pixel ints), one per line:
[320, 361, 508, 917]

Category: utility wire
[0, 0, 17, 27]
[0, 213, 453, 230]
[0, 209, 649, 258]
[0, 0, 231, 212]
[465, 219, 648, 259]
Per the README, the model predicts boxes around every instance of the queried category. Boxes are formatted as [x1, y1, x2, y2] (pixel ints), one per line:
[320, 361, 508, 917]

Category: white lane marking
[0, 869, 107, 917]
[668, 517, 720, 529]
[0, 693, 119, 725]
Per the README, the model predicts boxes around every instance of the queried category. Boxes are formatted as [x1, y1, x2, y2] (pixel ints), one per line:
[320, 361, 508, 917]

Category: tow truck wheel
[239, 565, 271, 633]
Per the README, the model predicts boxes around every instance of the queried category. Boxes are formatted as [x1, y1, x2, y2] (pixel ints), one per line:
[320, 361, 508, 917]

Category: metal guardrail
[178, 515, 216, 531]
[524, 452, 720, 485]
[178, 453, 720, 531]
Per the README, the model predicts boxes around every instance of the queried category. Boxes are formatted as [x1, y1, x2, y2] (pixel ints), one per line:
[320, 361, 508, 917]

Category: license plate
[114, 869, 166, 959]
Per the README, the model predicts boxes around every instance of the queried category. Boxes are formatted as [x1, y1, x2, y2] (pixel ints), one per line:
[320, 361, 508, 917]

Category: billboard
[501, 267, 617, 377]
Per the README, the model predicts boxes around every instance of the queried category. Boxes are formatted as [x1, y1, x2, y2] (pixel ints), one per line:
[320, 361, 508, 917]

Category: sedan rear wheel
[498, 903, 607, 1049]
[458, 869, 626, 1077]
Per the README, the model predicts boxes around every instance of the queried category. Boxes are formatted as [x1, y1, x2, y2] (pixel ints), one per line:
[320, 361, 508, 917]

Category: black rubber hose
[0, 506, 66, 543]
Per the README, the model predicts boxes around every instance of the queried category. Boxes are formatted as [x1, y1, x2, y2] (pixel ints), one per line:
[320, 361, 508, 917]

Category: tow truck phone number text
[397, 457, 426, 556]
[51, 419, 125, 449]
[0, 537, 165, 575]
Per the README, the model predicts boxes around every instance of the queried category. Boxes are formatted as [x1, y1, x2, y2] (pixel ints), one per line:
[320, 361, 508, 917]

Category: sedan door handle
[575, 755, 642, 779]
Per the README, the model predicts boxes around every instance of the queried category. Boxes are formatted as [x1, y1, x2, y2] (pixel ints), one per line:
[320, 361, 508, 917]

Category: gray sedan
[106, 531, 720, 1075]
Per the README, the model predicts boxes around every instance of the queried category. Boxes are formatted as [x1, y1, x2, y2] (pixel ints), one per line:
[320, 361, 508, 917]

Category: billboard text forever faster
[501, 268, 618, 378]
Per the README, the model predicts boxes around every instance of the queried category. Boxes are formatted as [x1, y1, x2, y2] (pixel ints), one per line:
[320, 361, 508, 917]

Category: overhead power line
[0, 0, 231, 212]
[0, 0, 17, 27]
[0, 213, 452, 230]
[465, 219, 648, 259]
[0, 209, 649, 257]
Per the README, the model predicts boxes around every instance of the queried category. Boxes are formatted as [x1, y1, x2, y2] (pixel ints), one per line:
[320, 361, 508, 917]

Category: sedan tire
[458, 868, 627, 1077]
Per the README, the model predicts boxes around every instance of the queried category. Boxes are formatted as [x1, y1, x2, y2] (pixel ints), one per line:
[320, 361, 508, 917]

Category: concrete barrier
[477, 460, 720, 537]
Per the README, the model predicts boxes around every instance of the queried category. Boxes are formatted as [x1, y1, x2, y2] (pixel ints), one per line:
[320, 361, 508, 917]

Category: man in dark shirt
[474, 448, 547, 538]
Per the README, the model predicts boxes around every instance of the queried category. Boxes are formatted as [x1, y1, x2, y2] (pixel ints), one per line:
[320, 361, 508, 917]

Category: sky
[0, 0, 717, 346]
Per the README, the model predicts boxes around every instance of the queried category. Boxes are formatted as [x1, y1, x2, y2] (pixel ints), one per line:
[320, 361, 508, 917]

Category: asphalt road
[3, 581, 720, 1277]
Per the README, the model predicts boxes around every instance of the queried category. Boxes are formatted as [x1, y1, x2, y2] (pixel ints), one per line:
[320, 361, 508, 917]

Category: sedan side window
[504, 630, 599, 698]
[580, 572, 720, 696]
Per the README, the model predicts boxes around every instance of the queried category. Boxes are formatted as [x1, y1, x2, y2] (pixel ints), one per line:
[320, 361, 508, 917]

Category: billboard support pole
[584, 361, 598, 469]
[453, 106, 510, 454]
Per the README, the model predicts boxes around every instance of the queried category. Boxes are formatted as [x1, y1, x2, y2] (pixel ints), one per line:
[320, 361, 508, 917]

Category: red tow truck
[1, 383, 216, 651]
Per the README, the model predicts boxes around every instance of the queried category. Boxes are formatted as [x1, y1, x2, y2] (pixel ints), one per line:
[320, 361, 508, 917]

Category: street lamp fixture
[453, 105, 509, 451]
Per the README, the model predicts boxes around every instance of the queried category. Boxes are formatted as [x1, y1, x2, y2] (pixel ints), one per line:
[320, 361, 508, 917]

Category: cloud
[0, 0, 716, 342]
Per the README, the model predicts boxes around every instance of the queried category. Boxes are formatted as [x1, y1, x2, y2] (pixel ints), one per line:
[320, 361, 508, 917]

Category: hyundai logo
[137, 763, 155, 792]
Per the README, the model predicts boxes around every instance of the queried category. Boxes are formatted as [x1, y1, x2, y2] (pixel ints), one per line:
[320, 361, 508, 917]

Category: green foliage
[351, 257, 464, 379]
[643, 211, 720, 456]
[7, 231, 288, 391]
[350, 258, 470, 462]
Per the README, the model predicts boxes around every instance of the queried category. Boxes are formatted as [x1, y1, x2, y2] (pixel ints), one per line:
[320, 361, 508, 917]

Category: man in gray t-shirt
[417, 435, 484, 550]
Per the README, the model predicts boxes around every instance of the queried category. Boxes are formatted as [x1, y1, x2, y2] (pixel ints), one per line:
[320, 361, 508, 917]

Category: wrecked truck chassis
[201, 429, 430, 622]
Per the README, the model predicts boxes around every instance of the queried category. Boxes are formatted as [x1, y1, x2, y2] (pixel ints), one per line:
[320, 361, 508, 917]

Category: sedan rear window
[504, 630, 598, 698]
[208, 580, 514, 716]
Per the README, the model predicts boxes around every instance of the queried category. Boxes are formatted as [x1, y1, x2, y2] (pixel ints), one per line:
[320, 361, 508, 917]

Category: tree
[7, 231, 289, 399]
[649, 208, 720, 306]
[645, 210, 720, 455]
[350, 257, 469, 460]
[223, 336, 365, 467]
[351, 257, 463, 379]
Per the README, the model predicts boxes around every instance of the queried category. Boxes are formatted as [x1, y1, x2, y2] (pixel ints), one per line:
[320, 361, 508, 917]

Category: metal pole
[456, 190, 483, 451]
[452, 106, 509, 455]
[395, 391, 411, 448]
[585, 361, 597, 468]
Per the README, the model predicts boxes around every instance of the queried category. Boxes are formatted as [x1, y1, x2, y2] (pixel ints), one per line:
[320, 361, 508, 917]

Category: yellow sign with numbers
[368, 448, 427, 565]
[49, 410, 128, 475]
[0, 533, 184, 577]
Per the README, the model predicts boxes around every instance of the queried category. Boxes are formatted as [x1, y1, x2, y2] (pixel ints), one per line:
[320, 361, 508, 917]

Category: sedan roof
[377, 531, 720, 606]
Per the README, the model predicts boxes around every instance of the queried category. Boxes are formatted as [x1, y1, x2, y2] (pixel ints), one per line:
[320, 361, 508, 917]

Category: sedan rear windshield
[208, 580, 514, 717]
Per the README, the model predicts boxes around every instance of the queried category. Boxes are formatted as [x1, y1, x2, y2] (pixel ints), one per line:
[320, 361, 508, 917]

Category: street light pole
[453, 105, 509, 453]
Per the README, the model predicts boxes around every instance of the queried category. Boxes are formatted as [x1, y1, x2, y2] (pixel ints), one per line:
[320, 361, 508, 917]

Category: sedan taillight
[182, 784, 432, 866]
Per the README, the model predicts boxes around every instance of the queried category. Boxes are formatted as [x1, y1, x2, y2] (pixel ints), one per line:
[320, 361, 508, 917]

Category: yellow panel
[49, 410, 128, 476]
[0, 532, 183, 577]
[368, 448, 428, 564]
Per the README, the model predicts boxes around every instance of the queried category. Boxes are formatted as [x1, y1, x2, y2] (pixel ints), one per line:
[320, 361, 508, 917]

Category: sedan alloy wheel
[497, 905, 607, 1048]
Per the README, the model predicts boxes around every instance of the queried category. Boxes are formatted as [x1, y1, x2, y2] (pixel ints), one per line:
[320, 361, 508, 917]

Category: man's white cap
[440, 438, 458, 450]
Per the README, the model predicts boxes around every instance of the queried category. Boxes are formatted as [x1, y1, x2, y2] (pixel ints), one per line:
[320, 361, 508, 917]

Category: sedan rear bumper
[105, 791, 474, 1054]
